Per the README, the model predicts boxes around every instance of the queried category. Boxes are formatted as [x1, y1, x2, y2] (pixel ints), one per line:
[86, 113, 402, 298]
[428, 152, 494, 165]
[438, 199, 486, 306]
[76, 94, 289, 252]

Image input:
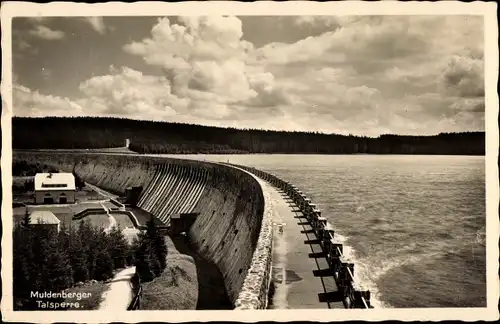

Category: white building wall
[35, 190, 75, 204]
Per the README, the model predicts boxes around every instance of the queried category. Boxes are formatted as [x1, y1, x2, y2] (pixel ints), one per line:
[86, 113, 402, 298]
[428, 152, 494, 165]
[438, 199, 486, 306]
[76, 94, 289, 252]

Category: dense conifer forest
[12, 117, 485, 155]
[13, 211, 168, 310]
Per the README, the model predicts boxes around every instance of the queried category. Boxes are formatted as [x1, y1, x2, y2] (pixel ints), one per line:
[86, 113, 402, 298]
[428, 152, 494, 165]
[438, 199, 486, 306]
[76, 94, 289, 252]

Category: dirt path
[98, 266, 136, 310]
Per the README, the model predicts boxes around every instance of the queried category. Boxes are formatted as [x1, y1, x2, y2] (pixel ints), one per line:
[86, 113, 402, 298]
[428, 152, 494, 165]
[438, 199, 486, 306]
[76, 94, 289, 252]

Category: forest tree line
[12, 117, 485, 155]
[12, 160, 86, 193]
[14, 211, 168, 310]
[12, 160, 59, 177]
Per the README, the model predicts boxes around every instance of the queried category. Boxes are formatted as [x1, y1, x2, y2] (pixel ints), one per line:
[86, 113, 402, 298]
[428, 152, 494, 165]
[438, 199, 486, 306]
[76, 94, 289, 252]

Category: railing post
[242, 166, 373, 310]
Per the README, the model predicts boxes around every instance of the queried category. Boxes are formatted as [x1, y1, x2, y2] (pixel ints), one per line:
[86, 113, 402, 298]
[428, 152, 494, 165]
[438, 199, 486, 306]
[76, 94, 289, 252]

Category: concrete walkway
[98, 266, 136, 311]
[258, 180, 343, 309]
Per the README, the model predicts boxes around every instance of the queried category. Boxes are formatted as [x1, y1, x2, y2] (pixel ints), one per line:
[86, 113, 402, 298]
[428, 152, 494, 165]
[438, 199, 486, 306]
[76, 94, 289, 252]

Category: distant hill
[12, 116, 485, 155]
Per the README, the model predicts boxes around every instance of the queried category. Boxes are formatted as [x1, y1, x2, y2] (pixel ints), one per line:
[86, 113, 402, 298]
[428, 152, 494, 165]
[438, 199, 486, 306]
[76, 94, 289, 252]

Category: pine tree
[126, 244, 136, 267]
[78, 220, 97, 280]
[23, 178, 34, 192]
[91, 226, 113, 280]
[22, 224, 69, 309]
[22, 208, 31, 228]
[45, 232, 73, 292]
[31, 223, 53, 292]
[149, 246, 162, 277]
[57, 222, 70, 247]
[130, 236, 140, 262]
[94, 250, 114, 281]
[67, 225, 89, 282]
[134, 232, 155, 282]
[145, 215, 168, 273]
[73, 171, 85, 190]
[108, 226, 129, 269]
[13, 223, 35, 309]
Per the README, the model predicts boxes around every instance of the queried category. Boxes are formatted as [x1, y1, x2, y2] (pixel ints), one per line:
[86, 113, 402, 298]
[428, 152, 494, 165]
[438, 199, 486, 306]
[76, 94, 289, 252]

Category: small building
[34, 173, 76, 204]
[29, 210, 61, 233]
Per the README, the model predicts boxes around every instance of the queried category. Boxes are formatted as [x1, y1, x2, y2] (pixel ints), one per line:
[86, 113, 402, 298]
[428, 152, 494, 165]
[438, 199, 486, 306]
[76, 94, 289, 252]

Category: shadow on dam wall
[170, 235, 233, 309]
[13, 152, 266, 308]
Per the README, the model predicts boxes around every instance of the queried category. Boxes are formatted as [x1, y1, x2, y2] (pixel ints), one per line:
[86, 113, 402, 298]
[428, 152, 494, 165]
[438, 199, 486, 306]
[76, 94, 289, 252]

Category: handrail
[223, 163, 372, 309]
[127, 273, 142, 310]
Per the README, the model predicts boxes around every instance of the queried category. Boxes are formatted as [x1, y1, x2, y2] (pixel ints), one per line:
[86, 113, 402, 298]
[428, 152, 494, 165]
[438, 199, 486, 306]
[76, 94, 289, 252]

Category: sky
[11, 15, 485, 136]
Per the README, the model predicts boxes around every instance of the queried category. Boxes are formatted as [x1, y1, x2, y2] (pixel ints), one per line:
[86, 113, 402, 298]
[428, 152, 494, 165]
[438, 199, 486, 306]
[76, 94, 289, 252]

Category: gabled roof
[29, 210, 61, 225]
[34, 173, 76, 191]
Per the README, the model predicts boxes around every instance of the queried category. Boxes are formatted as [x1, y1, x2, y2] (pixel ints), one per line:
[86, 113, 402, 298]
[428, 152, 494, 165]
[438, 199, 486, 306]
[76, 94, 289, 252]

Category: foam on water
[475, 226, 486, 245]
[333, 232, 389, 308]
[336, 230, 452, 308]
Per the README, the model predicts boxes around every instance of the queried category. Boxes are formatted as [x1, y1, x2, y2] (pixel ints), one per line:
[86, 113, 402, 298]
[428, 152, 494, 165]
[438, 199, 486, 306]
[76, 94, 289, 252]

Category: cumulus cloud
[283, 68, 386, 127]
[28, 25, 65, 40]
[294, 15, 341, 28]
[384, 63, 441, 87]
[440, 55, 484, 98]
[14, 69, 182, 120]
[449, 98, 485, 113]
[17, 39, 32, 50]
[25, 16, 50, 23]
[124, 17, 252, 69]
[78, 66, 182, 117]
[83, 17, 106, 34]
[75, 64, 291, 121]
[256, 16, 483, 74]
[13, 85, 83, 117]
[123, 16, 293, 119]
[253, 16, 433, 69]
[294, 15, 365, 28]
[12, 30, 38, 57]
[14, 15, 485, 136]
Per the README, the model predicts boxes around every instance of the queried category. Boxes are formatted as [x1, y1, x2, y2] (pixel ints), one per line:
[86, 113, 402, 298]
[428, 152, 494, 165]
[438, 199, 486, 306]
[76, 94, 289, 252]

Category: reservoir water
[158, 154, 486, 308]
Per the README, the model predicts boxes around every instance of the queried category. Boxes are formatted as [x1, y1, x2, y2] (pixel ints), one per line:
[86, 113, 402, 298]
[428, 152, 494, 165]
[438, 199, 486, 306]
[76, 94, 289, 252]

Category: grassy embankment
[140, 236, 198, 310]
[141, 235, 233, 310]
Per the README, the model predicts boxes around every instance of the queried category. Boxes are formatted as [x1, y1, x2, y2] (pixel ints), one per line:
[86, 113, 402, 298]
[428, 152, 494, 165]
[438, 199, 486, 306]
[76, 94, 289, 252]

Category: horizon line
[12, 115, 486, 139]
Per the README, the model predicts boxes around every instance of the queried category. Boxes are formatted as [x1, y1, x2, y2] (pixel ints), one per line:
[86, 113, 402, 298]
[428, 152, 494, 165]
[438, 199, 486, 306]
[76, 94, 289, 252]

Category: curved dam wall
[13, 152, 273, 309]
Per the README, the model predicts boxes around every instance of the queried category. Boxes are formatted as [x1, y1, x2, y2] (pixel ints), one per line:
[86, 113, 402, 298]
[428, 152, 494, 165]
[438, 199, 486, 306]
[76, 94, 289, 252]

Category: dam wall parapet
[226, 163, 373, 309]
[231, 166, 274, 310]
[13, 152, 272, 309]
